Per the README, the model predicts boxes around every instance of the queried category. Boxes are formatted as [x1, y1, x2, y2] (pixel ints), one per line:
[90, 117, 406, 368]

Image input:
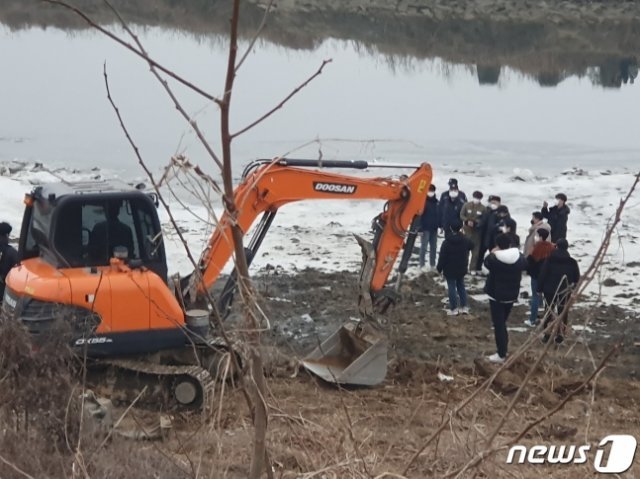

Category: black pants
[475, 244, 488, 271]
[490, 300, 514, 358]
[542, 293, 570, 337]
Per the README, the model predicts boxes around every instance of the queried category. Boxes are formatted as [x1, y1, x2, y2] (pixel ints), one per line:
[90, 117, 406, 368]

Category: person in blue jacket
[418, 184, 439, 271]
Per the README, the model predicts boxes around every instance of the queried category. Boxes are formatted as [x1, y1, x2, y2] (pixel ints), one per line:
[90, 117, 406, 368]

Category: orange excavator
[3, 159, 432, 407]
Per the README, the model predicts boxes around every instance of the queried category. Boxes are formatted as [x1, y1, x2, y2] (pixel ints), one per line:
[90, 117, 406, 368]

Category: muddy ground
[168, 267, 640, 478]
[251, 268, 640, 380]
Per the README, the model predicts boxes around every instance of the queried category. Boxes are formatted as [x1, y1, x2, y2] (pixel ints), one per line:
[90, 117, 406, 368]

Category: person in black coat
[439, 187, 466, 239]
[418, 184, 439, 269]
[537, 239, 580, 344]
[0, 222, 19, 302]
[541, 193, 570, 242]
[498, 217, 520, 249]
[486, 204, 512, 252]
[483, 233, 527, 362]
[437, 220, 473, 315]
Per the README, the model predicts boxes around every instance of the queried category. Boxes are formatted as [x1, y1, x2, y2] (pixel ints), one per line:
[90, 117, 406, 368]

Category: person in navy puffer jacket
[439, 186, 466, 239]
[418, 184, 439, 270]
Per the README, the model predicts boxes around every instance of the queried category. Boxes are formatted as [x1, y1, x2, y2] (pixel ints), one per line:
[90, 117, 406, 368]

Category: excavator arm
[188, 159, 433, 322]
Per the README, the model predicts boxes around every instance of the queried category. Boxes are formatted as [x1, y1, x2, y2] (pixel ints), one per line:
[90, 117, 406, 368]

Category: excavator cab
[4, 180, 187, 357]
[18, 182, 167, 278]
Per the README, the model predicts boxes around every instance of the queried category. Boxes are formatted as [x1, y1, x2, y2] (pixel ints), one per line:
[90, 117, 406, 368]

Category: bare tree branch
[41, 0, 220, 104]
[231, 59, 333, 138]
[218, 1, 271, 477]
[0, 453, 36, 479]
[102, 64, 251, 412]
[576, 170, 640, 299]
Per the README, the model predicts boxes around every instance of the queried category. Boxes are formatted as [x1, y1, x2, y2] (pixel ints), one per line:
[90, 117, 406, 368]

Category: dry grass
[1, 315, 639, 478]
[0, 319, 189, 479]
[186, 356, 640, 478]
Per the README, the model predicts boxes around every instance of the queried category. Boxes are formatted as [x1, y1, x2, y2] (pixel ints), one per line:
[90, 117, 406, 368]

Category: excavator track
[101, 359, 216, 411]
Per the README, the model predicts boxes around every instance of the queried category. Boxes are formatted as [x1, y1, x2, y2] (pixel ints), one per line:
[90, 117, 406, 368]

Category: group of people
[419, 178, 580, 364]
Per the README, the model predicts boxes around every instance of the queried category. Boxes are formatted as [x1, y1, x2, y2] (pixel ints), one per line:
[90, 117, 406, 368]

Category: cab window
[53, 197, 158, 268]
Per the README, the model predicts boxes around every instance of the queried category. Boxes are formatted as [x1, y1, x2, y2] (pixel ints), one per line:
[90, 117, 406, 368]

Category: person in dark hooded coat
[537, 239, 580, 344]
[476, 195, 501, 270]
[483, 233, 527, 363]
[486, 204, 512, 251]
[437, 219, 473, 316]
[498, 217, 520, 249]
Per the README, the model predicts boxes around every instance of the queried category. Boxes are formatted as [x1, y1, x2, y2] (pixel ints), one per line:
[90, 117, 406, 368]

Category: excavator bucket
[301, 321, 387, 386]
[301, 235, 387, 386]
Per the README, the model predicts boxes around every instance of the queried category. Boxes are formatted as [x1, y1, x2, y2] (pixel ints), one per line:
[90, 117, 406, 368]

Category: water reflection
[476, 58, 639, 89]
[1, 1, 639, 172]
[1, 0, 639, 88]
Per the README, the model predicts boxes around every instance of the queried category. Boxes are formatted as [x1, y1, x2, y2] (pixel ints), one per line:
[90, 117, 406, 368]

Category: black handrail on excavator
[241, 158, 423, 179]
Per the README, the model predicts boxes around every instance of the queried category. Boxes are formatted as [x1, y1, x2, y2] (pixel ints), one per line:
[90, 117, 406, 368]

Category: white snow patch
[2, 158, 638, 317]
[507, 327, 530, 333]
[572, 325, 596, 334]
[437, 372, 454, 382]
[269, 297, 292, 303]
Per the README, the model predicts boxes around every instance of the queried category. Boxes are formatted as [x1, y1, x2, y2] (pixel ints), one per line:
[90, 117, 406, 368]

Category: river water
[1, 3, 639, 177]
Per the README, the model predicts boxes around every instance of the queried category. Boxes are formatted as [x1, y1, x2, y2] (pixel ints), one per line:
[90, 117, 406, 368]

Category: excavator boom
[191, 159, 433, 386]
[191, 159, 432, 307]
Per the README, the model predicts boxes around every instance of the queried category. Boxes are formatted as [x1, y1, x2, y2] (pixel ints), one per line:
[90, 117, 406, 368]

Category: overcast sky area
[1, 26, 639, 175]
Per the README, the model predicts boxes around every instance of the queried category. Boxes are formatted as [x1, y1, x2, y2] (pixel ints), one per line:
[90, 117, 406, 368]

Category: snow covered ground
[1, 158, 639, 311]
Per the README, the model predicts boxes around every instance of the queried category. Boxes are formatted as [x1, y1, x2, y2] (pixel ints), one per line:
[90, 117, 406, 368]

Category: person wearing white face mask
[524, 211, 552, 257]
[476, 195, 501, 272]
[439, 178, 467, 203]
[439, 186, 466, 239]
[460, 190, 486, 275]
[495, 217, 520, 249]
[487, 204, 512, 252]
[541, 193, 570, 242]
[418, 184, 439, 272]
